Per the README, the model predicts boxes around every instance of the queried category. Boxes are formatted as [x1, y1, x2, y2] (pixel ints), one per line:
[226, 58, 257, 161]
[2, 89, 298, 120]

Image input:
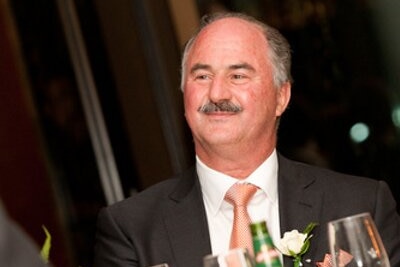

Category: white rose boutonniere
[277, 222, 318, 267]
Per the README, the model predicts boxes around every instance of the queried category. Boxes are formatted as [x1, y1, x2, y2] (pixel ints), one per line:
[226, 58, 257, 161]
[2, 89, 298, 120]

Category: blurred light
[392, 105, 400, 128]
[350, 122, 370, 143]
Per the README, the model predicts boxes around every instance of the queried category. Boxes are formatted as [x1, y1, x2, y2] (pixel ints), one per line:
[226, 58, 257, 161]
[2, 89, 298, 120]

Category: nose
[208, 76, 232, 103]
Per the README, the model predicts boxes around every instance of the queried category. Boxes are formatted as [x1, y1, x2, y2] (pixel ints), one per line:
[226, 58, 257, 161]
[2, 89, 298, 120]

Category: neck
[195, 142, 275, 179]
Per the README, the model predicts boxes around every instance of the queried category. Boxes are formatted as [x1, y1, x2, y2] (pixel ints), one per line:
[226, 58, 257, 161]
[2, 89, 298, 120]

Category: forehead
[187, 17, 269, 64]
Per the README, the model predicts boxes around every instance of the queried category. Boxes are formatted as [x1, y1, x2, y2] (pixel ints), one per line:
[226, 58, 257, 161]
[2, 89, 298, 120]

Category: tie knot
[225, 183, 258, 207]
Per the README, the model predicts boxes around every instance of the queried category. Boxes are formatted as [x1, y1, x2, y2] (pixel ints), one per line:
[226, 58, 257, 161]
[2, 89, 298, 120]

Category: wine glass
[327, 212, 390, 267]
[203, 248, 255, 267]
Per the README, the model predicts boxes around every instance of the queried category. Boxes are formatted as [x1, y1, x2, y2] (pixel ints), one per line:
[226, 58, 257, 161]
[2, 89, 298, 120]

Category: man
[94, 12, 400, 267]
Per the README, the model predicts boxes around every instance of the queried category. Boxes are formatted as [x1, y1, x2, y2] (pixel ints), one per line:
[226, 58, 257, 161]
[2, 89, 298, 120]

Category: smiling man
[182, 15, 290, 179]
[94, 12, 400, 267]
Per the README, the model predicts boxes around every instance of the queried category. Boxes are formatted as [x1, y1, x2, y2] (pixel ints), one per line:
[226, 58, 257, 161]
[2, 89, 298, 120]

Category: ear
[275, 82, 291, 116]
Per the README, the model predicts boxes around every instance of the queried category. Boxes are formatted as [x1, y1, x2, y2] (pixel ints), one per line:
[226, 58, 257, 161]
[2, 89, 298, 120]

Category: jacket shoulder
[99, 166, 197, 223]
[278, 153, 380, 188]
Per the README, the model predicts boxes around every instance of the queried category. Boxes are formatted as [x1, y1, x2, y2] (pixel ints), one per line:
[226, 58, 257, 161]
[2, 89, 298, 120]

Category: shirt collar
[197, 150, 279, 215]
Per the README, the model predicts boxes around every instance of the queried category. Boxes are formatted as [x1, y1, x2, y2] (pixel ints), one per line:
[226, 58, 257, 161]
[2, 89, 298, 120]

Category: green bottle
[250, 221, 282, 267]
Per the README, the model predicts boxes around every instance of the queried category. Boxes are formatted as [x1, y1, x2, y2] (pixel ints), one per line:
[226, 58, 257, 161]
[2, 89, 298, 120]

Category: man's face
[183, 18, 290, 153]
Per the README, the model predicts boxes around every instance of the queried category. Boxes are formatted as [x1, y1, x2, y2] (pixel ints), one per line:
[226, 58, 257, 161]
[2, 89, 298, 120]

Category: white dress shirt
[197, 149, 281, 255]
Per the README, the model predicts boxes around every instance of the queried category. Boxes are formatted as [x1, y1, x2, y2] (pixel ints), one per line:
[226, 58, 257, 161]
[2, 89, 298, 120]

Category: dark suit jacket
[94, 155, 400, 267]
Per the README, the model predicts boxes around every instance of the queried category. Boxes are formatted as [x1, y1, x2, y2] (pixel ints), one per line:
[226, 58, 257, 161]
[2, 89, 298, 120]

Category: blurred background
[1, 0, 399, 266]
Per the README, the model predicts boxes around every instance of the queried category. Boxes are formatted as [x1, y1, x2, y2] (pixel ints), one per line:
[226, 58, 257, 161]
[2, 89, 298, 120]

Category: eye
[232, 74, 245, 79]
[196, 74, 210, 80]
[230, 73, 249, 84]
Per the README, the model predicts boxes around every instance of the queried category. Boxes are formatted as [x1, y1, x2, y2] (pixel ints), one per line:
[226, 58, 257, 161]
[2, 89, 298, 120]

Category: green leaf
[288, 249, 297, 257]
[40, 225, 51, 263]
[298, 222, 318, 256]
[303, 222, 318, 236]
[299, 240, 310, 255]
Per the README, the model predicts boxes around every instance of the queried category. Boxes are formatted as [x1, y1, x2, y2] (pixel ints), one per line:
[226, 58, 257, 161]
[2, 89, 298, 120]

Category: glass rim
[328, 212, 371, 225]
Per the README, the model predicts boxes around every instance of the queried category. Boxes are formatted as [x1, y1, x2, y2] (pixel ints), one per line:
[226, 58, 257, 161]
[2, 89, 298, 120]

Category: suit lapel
[277, 155, 323, 266]
[163, 168, 211, 267]
[161, 157, 326, 267]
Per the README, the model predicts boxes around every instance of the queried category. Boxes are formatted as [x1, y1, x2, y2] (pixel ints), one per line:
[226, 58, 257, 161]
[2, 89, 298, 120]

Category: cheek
[242, 84, 276, 110]
[184, 83, 209, 108]
[184, 90, 198, 112]
[247, 89, 279, 120]
[183, 88, 203, 122]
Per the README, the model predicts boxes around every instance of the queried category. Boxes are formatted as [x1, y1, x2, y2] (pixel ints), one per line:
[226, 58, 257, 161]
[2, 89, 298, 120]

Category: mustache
[198, 100, 242, 113]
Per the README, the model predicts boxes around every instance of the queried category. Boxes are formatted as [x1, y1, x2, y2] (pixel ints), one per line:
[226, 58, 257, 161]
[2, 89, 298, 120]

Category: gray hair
[180, 12, 292, 90]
